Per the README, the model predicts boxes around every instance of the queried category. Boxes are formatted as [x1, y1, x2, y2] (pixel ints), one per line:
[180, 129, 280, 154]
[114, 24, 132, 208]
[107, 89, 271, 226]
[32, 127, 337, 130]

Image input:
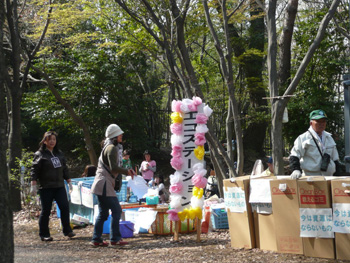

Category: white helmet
[105, 124, 124, 139]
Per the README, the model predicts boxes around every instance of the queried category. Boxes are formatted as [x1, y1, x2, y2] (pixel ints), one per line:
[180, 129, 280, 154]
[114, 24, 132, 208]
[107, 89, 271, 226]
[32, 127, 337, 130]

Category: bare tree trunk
[202, 0, 244, 176]
[267, 0, 341, 175]
[32, 66, 98, 166]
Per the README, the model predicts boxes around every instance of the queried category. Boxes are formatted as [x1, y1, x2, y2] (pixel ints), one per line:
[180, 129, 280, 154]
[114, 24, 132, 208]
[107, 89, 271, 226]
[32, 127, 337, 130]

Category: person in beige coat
[90, 124, 135, 247]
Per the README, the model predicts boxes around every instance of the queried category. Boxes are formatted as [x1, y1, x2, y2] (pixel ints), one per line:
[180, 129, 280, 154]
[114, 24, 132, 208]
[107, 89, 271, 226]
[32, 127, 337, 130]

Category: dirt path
[13, 212, 349, 263]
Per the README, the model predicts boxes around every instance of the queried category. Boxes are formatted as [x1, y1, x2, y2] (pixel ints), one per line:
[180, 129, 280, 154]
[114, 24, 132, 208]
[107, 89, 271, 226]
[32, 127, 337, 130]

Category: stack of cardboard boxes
[223, 176, 350, 260]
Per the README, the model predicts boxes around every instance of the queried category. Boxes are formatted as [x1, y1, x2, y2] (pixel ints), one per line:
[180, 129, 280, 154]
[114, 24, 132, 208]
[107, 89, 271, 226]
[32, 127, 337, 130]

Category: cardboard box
[223, 176, 255, 249]
[331, 177, 350, 260]
[250, 177, 277, 251]
[298, 177, 335, 259]
[270, 178, 303, 254]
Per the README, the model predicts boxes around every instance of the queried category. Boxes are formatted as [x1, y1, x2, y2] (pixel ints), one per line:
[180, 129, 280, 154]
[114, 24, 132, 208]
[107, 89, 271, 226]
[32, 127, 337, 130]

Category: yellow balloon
[194, 146, 204, 160]
[188, 209, 196, 220]
[193, 186, 199, 196]
[192, 186, 204, 198]
[197, 188, 203, 199]
[170, 112, 183, 123]
[194, 207, 203, 220]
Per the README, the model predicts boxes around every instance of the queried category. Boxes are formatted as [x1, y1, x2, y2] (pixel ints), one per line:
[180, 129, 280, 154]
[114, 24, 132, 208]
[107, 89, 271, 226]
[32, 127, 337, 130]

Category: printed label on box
[299, 208, 333, 238]
[300, 195, 327, 205]
[333, 203, 350, 234]
[277, 236, 302, 253]
[224, 187, 246, 213]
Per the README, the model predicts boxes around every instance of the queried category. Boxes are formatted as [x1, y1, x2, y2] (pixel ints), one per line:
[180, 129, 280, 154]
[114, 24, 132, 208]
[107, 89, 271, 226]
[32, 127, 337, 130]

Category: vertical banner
[167, 97, 212, 222]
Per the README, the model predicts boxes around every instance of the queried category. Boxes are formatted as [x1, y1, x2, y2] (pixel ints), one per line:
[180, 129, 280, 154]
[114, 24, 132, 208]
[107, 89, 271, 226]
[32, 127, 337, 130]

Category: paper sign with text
[333, 203, 350, 234]
[224, 187, 247, 213]
[299, 208, 333, 238]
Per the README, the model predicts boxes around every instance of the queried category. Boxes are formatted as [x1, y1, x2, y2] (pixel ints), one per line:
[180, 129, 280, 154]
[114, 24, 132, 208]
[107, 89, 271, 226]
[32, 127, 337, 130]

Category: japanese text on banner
[333, 203, 350, 234]
[299, 208, 333, 238]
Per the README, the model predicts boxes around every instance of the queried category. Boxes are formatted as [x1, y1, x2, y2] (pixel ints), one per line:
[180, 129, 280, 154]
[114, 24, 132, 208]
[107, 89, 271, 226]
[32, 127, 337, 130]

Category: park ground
[13, 210, 350, 263]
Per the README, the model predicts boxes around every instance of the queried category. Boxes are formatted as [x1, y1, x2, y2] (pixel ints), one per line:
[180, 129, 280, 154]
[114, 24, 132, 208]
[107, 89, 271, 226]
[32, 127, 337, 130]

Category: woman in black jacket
[30, 131, 75, 241]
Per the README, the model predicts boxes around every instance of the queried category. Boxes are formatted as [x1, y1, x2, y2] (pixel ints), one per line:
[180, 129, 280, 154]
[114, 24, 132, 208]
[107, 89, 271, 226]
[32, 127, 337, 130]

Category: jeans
[39, 187, 72, 237]
[92, 184, 122, 243]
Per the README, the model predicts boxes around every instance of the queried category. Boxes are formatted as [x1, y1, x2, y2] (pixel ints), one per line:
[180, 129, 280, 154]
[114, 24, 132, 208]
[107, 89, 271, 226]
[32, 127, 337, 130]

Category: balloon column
[167, 97, 213, 222]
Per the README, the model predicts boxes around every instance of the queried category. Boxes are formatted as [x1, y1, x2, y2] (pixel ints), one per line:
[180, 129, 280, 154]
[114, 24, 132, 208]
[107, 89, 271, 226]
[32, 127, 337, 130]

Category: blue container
[128, 195, 138, 203]
[210, 208, 229, 229]
[103, 215, 111, 234]
[56, 202, 61, 218]
[69, 202, 94, 224]
[102, 216, 134, 238]
[146, 196, 159, 205]
[116, 181, 128, 202]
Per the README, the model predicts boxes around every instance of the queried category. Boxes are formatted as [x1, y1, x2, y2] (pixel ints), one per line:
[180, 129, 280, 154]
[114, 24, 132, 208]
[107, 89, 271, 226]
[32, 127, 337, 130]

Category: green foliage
[9, 149, 36, 206]
[283, 6, 346, 157]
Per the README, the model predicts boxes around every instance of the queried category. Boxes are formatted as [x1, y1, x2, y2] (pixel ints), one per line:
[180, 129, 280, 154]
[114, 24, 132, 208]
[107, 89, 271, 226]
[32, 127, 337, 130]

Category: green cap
[309, 109, 327, 120]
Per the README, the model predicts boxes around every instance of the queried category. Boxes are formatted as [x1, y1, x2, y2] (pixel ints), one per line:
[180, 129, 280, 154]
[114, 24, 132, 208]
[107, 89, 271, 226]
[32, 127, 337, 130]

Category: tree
[267, 0, 341, 175]
[0, 0, 14, 260]
[1, 0, 51, 211]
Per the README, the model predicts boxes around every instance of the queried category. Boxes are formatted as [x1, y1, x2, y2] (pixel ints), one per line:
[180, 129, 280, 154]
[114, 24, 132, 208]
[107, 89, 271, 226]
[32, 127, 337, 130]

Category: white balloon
[191, 196, 204, 208]
[171, 134, 183, 146]
[170, 171, 181, 185]
[196, 124, 208, 133]
[195, 168, 207, 177]
[171, 100, 177, 112]
[192, 163, 204, 172]
[203, 105, 213, 117]
[170, 194, 182, 209]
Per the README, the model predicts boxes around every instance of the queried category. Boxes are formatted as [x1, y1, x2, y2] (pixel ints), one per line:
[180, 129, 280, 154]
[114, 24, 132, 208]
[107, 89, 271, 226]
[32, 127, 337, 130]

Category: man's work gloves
[289, 156, 302, 179]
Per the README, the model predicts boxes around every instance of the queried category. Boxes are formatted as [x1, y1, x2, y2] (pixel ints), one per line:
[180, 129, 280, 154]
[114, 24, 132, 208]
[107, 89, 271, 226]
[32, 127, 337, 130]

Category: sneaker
[110, 240, 129, 247]
[90, 241, 109, 247]
[41, 236, 53, 242]
[65, 232, 76, 238]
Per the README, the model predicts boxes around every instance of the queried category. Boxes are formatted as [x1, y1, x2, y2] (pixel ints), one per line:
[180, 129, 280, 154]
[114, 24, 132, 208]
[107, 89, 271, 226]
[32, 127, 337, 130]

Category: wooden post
[174, 221, 179, 241]
[196, 217, 201, 242]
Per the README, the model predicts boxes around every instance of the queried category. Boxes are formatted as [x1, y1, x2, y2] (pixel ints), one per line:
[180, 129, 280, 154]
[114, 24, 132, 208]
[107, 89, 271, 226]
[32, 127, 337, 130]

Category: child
[81, 165, 97, 177]
[122, 149, 133, 180]
[151, 175, 168, 203]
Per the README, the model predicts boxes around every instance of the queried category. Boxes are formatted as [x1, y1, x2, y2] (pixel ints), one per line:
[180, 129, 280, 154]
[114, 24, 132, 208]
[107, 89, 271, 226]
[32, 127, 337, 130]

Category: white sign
[251, 203, 273, 214]
[70, 183, 82, 205]
[333, 203, 350, 234]
[224, 187, 247, 213]
[249, 179, 272, 203]
[81, 185, 94, 208]
[299, 208, 333, 238]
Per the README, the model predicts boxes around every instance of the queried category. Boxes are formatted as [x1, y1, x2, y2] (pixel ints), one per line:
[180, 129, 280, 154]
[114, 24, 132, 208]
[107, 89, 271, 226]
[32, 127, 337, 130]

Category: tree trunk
[0, 0, 14, 256]
[8, 89, 22, 211]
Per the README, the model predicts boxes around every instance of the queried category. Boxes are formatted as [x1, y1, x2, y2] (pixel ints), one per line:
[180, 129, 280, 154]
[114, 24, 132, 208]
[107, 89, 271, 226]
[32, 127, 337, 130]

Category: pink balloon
[167, 209, 179, 221]
[170, 182, 183, 194]
[170, 156, 183, 170]
[192, 174, 207, 189]
[196, 113, 208, 124]
[170, 123, 182, 135]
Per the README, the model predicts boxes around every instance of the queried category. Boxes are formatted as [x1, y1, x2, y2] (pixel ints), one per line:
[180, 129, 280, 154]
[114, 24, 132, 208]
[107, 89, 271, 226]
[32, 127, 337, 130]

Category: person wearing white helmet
[289, 110, 340, 179]
[90, 124, 135, 247]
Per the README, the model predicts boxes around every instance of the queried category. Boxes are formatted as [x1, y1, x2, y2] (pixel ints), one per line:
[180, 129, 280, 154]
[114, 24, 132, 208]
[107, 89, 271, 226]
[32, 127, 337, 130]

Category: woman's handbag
[100, 162, 122, 192]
